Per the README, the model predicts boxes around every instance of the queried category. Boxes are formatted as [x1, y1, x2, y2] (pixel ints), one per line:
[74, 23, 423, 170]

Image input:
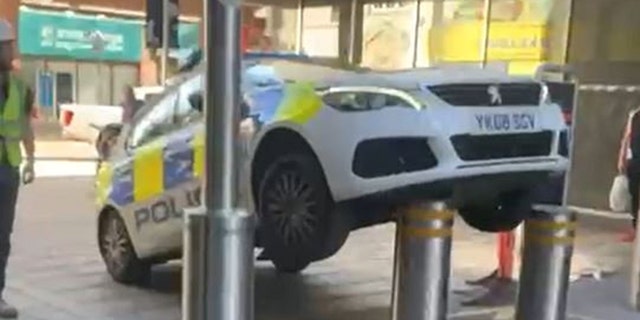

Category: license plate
[474, 113, 537, 133]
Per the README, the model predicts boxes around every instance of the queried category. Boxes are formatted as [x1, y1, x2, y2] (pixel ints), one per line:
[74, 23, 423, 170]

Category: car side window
[128, 91, 179, 148]
[176, 74, 204, 125]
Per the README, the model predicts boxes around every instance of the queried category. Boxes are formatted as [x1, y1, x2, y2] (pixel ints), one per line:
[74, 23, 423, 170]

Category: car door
[121, 87, 187, 257]
[164, 73, 205, 209]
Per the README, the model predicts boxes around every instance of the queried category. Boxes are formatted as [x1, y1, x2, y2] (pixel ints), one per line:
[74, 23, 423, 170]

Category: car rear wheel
[257, 154, 350, 273]
[458, 189, 532, 232]
[98, 210, 151, 285]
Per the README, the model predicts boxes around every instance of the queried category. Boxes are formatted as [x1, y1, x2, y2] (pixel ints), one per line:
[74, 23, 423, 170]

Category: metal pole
[295, 0, 304, 54]
[161, 0, 169, 84]
[561, 79, 579, 207]
[532, 63, 578, 207]
[389, 220, 401, 320]
[631, 223, 640, 310]
[515, 205, 576, 320]
[392, 201, 454, 320]
[204, 0, 256, 319]
[182, 208, 207, 320]
[348, 0, 358, 64]
[632, 227, 640, 309]
[411, 0, 422, 68]
[479, 0, 492, 68]
[203, 0, 208, 50]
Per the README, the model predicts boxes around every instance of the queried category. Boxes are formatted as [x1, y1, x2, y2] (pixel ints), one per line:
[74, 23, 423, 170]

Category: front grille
[428, 83, 542, 106]
[451, 131, 553, 161]
[352, 138, 438, 178]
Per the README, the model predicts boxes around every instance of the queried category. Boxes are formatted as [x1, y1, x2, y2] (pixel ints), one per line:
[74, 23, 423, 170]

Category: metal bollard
[630, 218, 640, 310]
[390, 222, 401, 320]
[515, 204, 576, 320]
[392, 201, 455, 320]
[182, 207, 208, 320]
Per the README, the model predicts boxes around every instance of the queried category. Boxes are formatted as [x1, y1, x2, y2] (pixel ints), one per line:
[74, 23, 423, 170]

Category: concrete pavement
[4, 174, 638, 320]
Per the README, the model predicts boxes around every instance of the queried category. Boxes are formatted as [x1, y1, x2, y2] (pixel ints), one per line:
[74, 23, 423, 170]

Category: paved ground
[3, 166, 639, 320]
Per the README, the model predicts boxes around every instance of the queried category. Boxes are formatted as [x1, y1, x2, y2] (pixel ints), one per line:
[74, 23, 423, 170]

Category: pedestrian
[617, 107, 640, 242]
[120, 85, 143, 124]
[0, 19, 36, 318]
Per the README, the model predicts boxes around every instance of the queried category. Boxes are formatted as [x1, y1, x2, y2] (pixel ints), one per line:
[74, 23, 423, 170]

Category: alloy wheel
[263, 170, 319, 246]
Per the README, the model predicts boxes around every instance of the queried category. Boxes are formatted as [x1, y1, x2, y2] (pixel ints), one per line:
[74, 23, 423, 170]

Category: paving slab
[3, 177, 637, 320]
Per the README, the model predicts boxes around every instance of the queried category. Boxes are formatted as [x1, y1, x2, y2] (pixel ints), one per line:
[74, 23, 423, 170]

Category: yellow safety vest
[0, 75, 26, 168]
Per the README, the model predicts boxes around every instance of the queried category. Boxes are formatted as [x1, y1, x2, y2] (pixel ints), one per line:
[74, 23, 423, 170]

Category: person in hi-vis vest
[0, 19, 36, 318]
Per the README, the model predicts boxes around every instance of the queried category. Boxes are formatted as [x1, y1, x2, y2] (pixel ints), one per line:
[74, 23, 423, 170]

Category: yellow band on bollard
[404, 208, 455, 222]
[526, 234, 575, 246]
[402, 225, 452, 238]
[527, 220, 577, 231]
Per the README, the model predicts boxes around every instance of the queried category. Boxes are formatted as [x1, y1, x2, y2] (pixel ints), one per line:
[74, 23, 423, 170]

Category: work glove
[22, 159, 35, 185]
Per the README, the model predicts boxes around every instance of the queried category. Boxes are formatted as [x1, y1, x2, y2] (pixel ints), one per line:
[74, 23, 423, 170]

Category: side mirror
[188, 92, 203, 112]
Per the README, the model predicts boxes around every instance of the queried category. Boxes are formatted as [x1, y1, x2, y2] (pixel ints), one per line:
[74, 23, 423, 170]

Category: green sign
[18, 7, 143, 62]
[178, 23, 200, 49]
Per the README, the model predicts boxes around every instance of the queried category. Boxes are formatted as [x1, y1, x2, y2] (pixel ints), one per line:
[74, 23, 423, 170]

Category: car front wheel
[457, 189, 532, 232]
[98, 210, 151, 285]
[257, 154, 349, 273]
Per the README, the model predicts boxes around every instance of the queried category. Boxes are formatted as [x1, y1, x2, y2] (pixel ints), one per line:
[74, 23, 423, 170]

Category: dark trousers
[0, 166, 19, 297]
[627, 160, 640, 228]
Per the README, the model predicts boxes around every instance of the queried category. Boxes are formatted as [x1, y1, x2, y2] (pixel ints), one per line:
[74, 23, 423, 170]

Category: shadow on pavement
[147, 262, 504, 320]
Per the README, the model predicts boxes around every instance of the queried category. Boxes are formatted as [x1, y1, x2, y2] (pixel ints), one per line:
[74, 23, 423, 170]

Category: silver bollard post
[515, 204, 576, 320]
[204, 0, 255, 319]
[183, 208, 207, 320]
[631, 220, 640, 310]
[390, 221, 401, 320]
[392, 201, 454, 320]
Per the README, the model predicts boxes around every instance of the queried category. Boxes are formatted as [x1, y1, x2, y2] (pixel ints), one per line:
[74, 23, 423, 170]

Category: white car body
[95, 60, 569, 279]
[247, 63, 568, 203]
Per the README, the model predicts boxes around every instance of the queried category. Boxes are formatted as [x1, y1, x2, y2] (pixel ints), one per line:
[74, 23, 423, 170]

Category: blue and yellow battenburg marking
[101, 132, 200, 207]
[97, 82, 323, 208]
[247, 82, 322, 126]
[273, 82, 322, 125]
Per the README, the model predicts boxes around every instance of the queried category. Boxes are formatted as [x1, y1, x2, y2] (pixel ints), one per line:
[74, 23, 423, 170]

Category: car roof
[247, 60, 536, 90]
[168, 59, 537, 94]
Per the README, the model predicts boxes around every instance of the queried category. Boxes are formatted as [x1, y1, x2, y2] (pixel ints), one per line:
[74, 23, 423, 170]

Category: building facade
[0, 0, 202, 119]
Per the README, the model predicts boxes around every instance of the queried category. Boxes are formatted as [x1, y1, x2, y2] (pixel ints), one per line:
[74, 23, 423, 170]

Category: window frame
[125, 70, 206, 152]
[125, 90, 179, 151]
[175, 73, 205, 126]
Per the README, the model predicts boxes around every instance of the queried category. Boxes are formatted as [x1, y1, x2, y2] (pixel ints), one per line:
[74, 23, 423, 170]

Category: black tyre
[257, 154, 349, 273]
[98, 210, 151, 285]
[458, 189, 532, 232]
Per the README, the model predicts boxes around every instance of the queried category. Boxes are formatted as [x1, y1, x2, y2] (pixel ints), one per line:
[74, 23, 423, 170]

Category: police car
[94, 58, 568, 284]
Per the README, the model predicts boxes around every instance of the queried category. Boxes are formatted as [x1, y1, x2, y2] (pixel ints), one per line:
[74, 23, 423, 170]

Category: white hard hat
[0, 19, 15, 42]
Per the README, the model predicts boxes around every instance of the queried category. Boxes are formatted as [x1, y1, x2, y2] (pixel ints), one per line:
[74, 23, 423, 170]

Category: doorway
[53, 72, 75, 118]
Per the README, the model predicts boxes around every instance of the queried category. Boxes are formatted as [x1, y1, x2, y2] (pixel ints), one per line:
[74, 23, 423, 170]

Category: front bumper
[343, 168, 558, 208]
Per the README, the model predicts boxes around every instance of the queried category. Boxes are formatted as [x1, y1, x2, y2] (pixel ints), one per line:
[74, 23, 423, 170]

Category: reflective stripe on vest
[0, 76, 26, 167]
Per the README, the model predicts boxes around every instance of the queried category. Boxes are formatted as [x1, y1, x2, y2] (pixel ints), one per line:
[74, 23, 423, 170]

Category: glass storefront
[246, 0, 573, 76]
[363, 0, 571, 74]
[361, 1, 417, 70]
[242, 4, 301, 52]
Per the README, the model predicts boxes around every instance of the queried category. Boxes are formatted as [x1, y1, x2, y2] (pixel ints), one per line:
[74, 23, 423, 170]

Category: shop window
[361, 1, 416, 70]
[412, 0, 571, 74]
[330, 5, 340, 22]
